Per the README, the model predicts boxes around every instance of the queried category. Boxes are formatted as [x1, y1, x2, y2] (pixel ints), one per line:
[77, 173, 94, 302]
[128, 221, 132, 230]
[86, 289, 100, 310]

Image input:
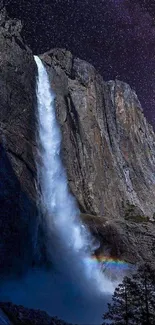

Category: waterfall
[32, 55, 115, 323]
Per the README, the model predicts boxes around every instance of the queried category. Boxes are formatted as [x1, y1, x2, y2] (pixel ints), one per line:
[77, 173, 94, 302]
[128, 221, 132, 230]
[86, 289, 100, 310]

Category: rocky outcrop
[81, 213, 155, 268]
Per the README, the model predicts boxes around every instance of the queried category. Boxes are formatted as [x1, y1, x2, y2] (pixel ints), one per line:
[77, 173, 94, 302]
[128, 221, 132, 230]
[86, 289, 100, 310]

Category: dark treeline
[103, 264, 155, 325]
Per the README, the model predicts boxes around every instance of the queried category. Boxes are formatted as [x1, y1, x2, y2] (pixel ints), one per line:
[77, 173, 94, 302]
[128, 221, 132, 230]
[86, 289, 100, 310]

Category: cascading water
[34, 55, 113, 288]
[33, 55, 115, 322]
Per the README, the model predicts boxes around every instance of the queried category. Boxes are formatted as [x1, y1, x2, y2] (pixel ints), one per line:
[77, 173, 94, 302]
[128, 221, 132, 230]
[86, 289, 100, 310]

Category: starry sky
[5, 0, 155, 127]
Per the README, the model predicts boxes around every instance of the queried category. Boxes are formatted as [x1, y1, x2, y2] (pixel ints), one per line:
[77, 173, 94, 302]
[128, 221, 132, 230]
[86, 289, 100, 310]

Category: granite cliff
[41, 50, 155, 220]
[40, 49, 155, 265]
[0, 8, 155, 275]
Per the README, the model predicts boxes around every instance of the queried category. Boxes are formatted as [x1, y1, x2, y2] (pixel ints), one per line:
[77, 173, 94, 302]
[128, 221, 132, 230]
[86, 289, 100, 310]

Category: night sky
[5, 0, 155, 127]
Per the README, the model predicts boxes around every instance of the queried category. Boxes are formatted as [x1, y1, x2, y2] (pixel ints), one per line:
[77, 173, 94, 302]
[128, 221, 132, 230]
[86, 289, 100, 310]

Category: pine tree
[102, 276, 136, 325]
[102, 264, 155, 325]
[132, 264, 155, 325]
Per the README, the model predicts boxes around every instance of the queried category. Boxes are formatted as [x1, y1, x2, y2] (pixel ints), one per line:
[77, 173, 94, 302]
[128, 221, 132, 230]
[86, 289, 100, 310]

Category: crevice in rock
[102, 94, 114, 149]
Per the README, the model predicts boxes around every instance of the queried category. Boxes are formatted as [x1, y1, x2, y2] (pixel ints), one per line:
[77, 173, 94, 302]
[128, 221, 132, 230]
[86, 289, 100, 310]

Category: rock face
[0, 9, 39, 274]
[40, 49, 155, 221]
[0, 8, 155, 270]
[81, 213, 155, 266]
[40, 49, 155, 265]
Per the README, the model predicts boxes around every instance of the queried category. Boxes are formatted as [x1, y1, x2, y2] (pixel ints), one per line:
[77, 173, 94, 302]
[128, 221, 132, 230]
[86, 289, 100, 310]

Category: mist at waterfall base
[0, 56, 125, 324]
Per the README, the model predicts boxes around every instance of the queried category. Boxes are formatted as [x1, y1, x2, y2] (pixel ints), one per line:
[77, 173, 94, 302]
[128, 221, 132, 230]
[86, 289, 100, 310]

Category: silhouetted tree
[102, 264, 155, 325]
[132, 264, 155, 325]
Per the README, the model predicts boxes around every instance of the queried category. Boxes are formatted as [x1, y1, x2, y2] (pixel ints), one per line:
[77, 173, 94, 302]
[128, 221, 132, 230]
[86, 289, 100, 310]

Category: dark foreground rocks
[0, 302, 73, 325]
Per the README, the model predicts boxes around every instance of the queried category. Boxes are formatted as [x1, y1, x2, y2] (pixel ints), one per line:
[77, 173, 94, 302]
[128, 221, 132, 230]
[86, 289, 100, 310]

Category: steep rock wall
[40, 49, 155, 221]
[38, 49, 155, 265]
[0, 9, 39, 273]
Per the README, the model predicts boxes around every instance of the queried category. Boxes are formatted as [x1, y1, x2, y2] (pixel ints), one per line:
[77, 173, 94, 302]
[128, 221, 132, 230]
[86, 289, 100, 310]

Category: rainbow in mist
[90, 254, 130, 272]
